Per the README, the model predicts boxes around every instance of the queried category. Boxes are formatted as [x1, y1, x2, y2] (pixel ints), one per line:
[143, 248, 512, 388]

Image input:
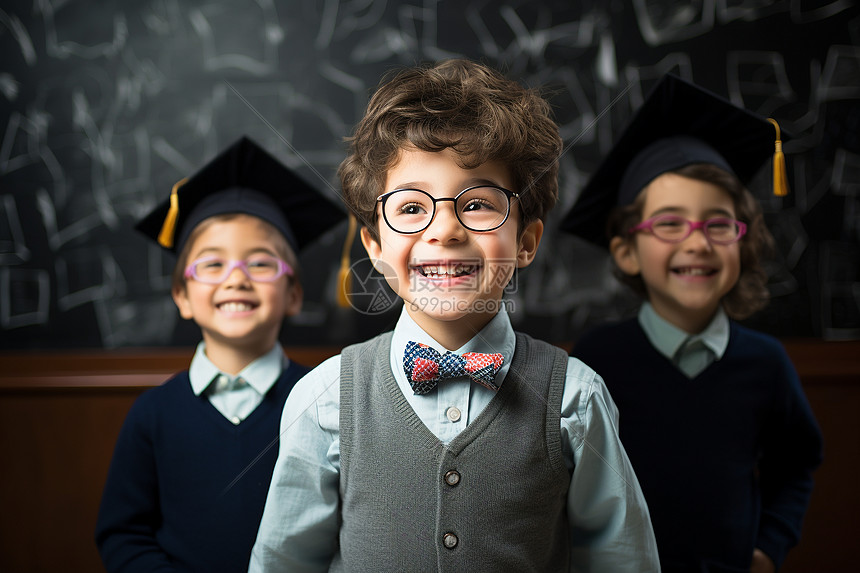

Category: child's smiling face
[611, 172, 742, 334]
[172, 214, 302, 362]
[360, 147, 542, 349]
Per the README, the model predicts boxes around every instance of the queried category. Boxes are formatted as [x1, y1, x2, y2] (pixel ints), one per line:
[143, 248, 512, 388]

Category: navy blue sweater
[95, 362, 307, 573]
[573, 319, 822, 573]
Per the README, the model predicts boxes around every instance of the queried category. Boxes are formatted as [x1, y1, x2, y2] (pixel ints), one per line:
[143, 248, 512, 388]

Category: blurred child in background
[563, 74, 823, 573]
[96, 136, 344, 573]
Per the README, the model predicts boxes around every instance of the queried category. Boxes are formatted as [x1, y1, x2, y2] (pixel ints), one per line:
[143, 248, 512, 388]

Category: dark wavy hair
[607, 164, 774, 320]
[338, 58, 562, 243]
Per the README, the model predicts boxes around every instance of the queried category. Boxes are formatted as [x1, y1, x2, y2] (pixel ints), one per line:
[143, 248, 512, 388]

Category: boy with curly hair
[250, 59, 659, 572]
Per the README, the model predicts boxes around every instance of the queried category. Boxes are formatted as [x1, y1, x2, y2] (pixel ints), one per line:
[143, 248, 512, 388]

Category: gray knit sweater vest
[334, 331, 571, 572]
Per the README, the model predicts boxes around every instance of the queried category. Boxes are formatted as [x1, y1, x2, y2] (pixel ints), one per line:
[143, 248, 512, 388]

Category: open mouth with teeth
[411, 263, 480, 280]
[672, 267, 717, 277]
[217, 301, 257, 312]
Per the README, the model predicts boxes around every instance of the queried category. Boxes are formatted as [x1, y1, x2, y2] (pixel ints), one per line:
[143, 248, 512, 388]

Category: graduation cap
[560, 73, 789, 248]
[136, 136, 346, 255]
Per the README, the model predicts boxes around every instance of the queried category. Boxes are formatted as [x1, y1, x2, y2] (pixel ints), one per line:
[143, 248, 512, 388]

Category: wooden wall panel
[0, 389, 139, 573]
[781, 383, 860, 572]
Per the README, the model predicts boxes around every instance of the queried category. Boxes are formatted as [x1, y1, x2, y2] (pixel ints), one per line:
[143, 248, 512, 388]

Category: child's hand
[750, 548, 775, 573]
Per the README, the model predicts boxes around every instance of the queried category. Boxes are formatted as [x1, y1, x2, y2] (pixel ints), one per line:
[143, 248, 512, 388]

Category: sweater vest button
[444, 470, 461, 487]
[442, 532, 459, 549]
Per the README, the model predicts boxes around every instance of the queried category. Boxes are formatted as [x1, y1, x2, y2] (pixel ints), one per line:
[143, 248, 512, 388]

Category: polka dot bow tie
[403, 341, 504, 395]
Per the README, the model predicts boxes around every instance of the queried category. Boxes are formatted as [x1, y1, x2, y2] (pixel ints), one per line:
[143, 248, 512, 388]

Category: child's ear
[610, 236, 641, 276]
[516, 219, 543, 268]
[283, 280, 303, 317]
[172, 284, 194, 320]
[359, 226, 383, 271]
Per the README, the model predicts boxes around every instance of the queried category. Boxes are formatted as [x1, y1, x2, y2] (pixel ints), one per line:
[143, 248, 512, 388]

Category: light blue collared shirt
[188, 342, 287, 424]
[250, 306, 660, 572]
[638, 302, 730, 379]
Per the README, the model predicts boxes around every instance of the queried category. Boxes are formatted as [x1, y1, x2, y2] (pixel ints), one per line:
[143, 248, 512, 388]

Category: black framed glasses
[376, 185, 519, 234]
[184, 256, 293, 284]
[629, 215, 747, 245]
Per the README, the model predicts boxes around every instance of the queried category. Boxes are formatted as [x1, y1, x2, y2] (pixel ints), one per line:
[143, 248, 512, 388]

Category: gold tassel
[767, 118, 789, 197]
[336, 213, 358, 308]
[157, 178, 187, 248]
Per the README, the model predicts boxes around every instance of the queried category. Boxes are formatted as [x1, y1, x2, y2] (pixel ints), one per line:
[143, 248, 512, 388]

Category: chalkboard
[2, 0, 859, 350]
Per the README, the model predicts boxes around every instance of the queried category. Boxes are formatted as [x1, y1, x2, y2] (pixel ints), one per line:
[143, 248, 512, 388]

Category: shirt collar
[391, 305, 516, 385]
[637, 302, 730, 362]
[188, 341, 287, 396]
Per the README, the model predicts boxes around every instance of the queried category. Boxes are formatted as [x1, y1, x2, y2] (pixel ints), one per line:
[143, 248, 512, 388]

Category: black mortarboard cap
[136, 136, 346, 254]
[560, 73, 790, 248]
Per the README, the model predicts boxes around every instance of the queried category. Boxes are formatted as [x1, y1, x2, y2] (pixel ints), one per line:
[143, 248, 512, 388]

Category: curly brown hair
[607, 164, 774, 320]
[338, 59, 562, 243]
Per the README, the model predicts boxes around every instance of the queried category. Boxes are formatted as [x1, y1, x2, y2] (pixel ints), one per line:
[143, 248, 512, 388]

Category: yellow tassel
[336, 213, 358, 308]
[767, 118, 789, 197]
[157, 178, 187, 248]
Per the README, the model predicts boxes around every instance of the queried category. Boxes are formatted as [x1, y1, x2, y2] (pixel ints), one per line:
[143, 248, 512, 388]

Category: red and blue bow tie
[403, 341, 504, 395]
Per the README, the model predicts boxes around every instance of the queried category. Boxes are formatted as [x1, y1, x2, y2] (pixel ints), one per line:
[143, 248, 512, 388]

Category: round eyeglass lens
[243, 257, 283, 279]
[648, 216, 688, 241]
[702, 219, 741, 243]
[382, 189, 435, 233]
[456, 186, 510, 231]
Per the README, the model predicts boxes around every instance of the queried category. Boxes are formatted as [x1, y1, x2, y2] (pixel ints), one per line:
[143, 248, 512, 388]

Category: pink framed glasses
[629, 214, 747, 245]
[184, 256, 293, 284]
